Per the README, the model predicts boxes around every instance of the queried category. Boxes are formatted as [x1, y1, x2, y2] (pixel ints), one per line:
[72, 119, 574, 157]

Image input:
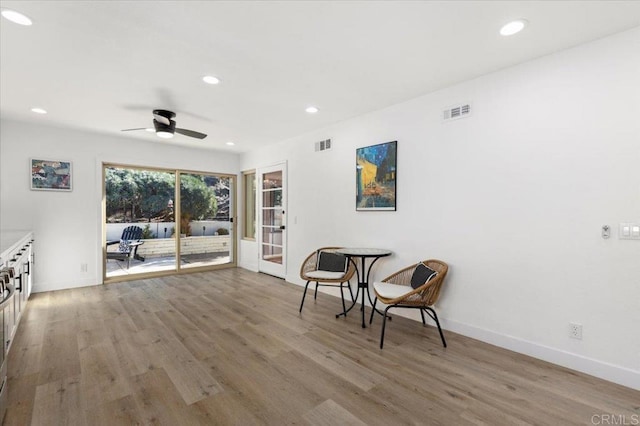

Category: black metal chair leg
[420, 309, 426, 325]
[340, 283, 347, 314]
[369, 298, 377, 324]
[299, 281, 311, 313]
[425, 307, 447, 347]
[346, 280, 355, 302]
[314, 282, 319, 300]
[380, 306, 392, 349]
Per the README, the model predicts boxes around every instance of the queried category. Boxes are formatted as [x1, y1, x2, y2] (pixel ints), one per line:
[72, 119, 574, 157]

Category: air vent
[314, 139, 332, 152]
[443, 103, 471, 121]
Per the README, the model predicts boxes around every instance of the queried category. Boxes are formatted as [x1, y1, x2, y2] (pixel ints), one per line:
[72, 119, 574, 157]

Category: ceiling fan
[122, 109, 207, 139]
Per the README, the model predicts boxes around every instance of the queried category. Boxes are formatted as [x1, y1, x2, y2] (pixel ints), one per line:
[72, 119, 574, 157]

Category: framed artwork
[30, 159, 73, 191]
[356, 140, 397, 211]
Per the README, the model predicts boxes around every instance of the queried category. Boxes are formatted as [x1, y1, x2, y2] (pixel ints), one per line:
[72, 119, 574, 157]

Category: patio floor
[106, 252, 231, 277]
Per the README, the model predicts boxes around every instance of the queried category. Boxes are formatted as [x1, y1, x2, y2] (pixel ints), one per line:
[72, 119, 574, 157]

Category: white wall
[0, 121, 239, 292]
[240, 27, 640, 389]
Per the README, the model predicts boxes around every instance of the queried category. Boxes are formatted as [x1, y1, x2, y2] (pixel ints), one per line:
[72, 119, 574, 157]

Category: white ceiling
[1, 1, 639, 153]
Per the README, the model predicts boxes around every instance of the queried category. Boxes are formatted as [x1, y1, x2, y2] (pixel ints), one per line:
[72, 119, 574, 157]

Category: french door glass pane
[179, 173, 233, 269]
[261, 170, 283, 265]
[261, 244, 283, 264]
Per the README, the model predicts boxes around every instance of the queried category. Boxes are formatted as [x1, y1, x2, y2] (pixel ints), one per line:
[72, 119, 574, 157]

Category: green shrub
[217, 227, 229, 235]
[142, 224, 155, 239]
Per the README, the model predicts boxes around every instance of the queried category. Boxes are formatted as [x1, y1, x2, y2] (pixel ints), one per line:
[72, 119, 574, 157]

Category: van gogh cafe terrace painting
[356, 141, 397, 211]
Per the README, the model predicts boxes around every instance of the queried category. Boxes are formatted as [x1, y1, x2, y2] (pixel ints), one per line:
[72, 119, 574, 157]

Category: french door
[258, 163, 287, 278]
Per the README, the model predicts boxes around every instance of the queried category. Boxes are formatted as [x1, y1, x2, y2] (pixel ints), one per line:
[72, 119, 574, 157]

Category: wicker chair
[299, 247, 356, 314]
[370, 259, 448, 349]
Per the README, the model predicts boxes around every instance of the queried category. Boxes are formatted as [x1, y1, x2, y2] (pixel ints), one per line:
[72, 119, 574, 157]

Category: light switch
[620, 223, 640, 240]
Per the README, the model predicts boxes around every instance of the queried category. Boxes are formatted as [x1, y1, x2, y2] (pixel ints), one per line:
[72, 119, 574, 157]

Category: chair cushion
[410, 263, 437, 289]
[316, 251, 348, 273]
[306, 270, 346, 280]
[374, 282, 413, 299]
[119, 240, 132, 253]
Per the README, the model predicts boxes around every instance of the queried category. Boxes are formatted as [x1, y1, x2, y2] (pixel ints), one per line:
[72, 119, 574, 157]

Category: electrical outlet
[80, 263, 88, 273]
[569, 323, 583, 340]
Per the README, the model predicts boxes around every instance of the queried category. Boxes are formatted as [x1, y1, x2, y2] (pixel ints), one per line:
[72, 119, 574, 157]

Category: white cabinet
[0, 231, 34, 421]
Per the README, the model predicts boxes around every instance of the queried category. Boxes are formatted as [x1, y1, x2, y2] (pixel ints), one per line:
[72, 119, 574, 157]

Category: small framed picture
[30, 159, 73, 191]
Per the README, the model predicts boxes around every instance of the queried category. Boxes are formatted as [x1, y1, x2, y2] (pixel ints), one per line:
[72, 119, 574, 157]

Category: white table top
[335, 248, 392, 257]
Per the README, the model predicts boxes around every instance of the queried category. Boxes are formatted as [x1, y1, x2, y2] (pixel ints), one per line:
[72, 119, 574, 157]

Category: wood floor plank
[36, 319, 81, 386]
[193, 391, 265, 426]
[137, 326, 223, 404]
[31, 376, 87, 426]
[77, 340, 132, 409]
[303, 399, 368, 426]
[4, 268, 638, 426]
[4, 373, 38, 426]
[268, 329, 385, 392]
[127, 367, 188, 425]
[89, 395, 145, 426]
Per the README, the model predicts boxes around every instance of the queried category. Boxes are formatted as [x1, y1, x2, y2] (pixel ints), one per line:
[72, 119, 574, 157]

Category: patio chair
[106, 226, 145, 269]
[299, 247, 356, 314]
[370, 259, 448, 349]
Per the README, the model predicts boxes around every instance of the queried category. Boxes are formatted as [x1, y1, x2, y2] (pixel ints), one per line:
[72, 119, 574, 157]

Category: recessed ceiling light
[226, 141, 235, 146]
[157, 131, 174, 139]
[203, 75, 220, 85]
[305, 106, 319, 114]
[1, 8, 33, 26]
[30, 107, 47, 114]
[500, 19, 528, 36]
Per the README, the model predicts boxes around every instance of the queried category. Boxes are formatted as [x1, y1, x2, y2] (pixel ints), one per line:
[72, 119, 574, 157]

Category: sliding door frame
[102, 162, 237, 284]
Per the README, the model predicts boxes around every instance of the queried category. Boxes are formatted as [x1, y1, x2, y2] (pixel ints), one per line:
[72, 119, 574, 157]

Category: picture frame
[356, 141, 397, 211]
[30, 158, 73, 191]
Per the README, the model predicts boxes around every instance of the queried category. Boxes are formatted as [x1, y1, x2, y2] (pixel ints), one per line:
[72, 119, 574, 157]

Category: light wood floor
[4, 268, 639, 425]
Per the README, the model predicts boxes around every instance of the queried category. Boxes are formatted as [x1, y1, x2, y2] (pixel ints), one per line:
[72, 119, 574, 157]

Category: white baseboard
[293, 281, 640, 391]
[32, 277, 101, 293]
[443, 319, 640, 391]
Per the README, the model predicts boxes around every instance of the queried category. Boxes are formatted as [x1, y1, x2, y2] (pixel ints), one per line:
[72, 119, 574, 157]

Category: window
[243, 171, 256, 240]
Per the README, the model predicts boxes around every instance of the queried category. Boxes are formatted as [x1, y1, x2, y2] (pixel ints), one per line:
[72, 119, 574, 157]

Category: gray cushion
[317, 251, 348, 273]
[410, 263, 437, 289]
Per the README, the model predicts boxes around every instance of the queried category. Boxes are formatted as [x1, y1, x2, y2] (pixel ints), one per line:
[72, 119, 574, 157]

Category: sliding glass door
[103, 164, 235, 282]
[179, 172, 234, 269]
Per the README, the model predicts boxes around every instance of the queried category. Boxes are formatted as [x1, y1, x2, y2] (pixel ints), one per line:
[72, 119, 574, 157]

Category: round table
[334, 248, 392, 328]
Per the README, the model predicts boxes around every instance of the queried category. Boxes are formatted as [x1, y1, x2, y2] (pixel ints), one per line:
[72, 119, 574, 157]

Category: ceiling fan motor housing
[153, 109, 176, 134]
[153, 118, 176, 134]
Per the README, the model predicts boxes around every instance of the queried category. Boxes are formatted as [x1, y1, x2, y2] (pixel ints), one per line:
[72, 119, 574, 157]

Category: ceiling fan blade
[121, 128, 148, 132]
[152, 113, 171, 126]
[175, 128, 207, 139]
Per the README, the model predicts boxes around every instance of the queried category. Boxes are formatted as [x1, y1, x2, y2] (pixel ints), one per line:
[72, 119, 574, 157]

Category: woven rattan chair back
[298, 247, 356, 314]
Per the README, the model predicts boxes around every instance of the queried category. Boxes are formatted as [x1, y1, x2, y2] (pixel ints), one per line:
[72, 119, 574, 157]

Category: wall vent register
[314, 139, 332, 152]
[443, 103, 471, 121]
